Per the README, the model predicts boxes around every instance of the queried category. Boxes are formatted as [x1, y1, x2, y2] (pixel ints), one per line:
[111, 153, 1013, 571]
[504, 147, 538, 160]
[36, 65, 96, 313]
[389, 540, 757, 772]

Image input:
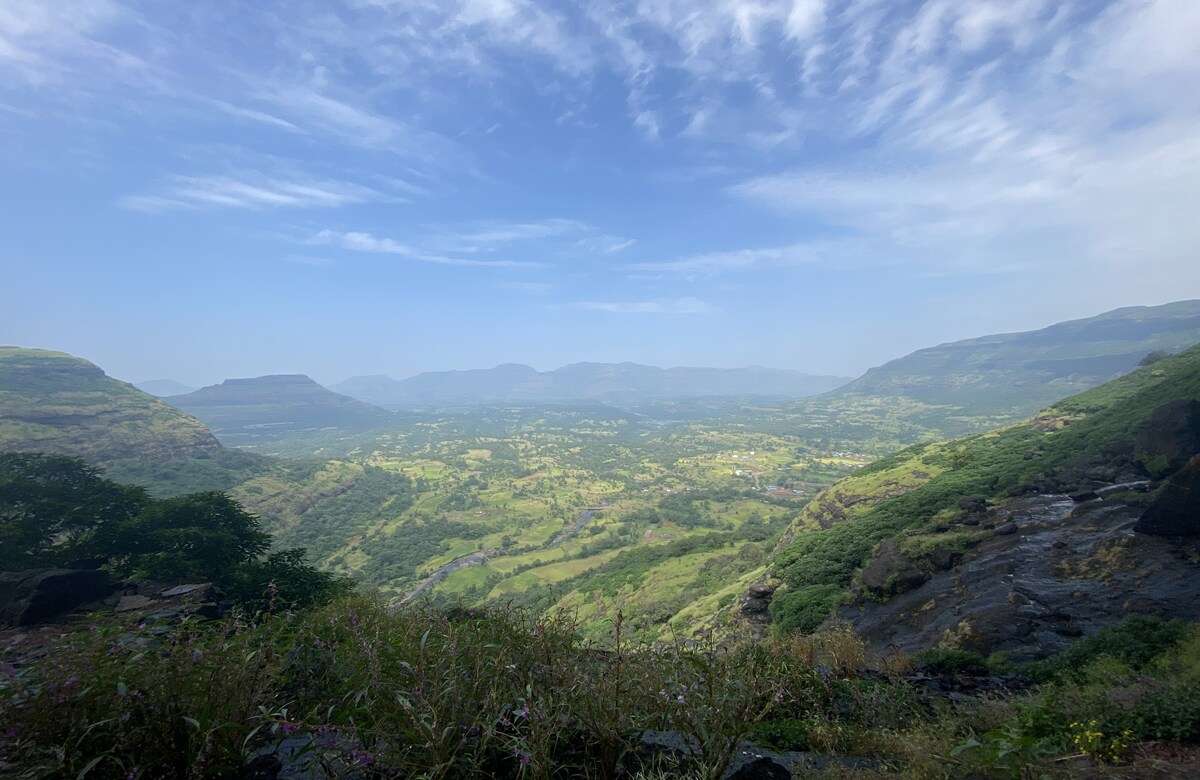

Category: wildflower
[351, 749, 375, 767]
[279, 721, 300, 735]
[514, 705, 529, 720]
[514, 750, 532, 767]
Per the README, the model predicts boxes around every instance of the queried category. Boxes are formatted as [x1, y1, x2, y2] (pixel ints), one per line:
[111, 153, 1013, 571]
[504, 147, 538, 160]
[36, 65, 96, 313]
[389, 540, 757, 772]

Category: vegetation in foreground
[4, 600, 1200, 778]
[770, 343, 1200, 633]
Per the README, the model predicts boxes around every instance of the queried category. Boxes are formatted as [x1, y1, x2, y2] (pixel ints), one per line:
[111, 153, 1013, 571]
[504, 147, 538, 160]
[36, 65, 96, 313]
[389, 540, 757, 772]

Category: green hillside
[838, 300, 1200, 415]
[167, 374, 396, 447]
[769, 342, 1200, 634]
[0, 347, 265, 495]
[0, 347, 223, 463]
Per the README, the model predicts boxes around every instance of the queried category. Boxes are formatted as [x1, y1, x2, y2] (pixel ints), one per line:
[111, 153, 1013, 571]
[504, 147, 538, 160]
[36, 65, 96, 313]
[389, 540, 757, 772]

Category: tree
[102, 491, 270, 580]
[0, 453, 147, 569]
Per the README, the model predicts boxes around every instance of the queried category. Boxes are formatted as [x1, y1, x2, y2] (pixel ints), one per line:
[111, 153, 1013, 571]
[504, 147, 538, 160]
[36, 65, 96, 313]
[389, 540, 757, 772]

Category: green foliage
[0, 453, 147, 569]
[916, 647, 990, 676]
[103, 492, 270, 581]
[772, 345, 1200, 633]
[0, 453, 344, 610]
[1025, 615, 1192, 683]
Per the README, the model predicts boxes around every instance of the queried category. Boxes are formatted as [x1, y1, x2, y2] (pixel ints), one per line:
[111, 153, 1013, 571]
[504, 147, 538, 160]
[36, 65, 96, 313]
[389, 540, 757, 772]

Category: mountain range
[333, 363, 852, 407]
[837, 300, 1200, 414]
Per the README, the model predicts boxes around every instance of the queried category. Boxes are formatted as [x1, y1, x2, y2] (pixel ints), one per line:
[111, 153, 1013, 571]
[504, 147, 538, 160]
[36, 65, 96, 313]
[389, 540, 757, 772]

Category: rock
[994, 522, 1018, 536]
[1096, 481, 1152, 498]
[861, 540, 928, 597]
[1135, 399, 1200, 476]
[0, 569, 113, 627]
[726, 753, 791, 779]
[116, 594, 156, 612]
[958, 497, 988, 514]
[160, 582, 213, 598]
[928, 547, 961, 571]
[1071, 490, 1099, 503]
[1136, 456, 1200, 537]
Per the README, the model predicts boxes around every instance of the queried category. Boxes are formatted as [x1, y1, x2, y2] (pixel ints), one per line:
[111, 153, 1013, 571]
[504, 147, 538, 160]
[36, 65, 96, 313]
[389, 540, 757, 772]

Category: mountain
[166, 374, 395, 443]
[135, 379, 196, 397]
[0, 347, 222, 463]
[0, 347, 267, 495]
[334, 362, 851, 407]
[837, 300, 1200, 415]
[762, 342, 1200, 659]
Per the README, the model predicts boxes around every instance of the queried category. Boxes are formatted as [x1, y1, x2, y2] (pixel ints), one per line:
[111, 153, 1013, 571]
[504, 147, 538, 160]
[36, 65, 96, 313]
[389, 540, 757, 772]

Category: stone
[1136, 456, 1200, 537]
[0, 569, 113, 626]
[116, 594, 156, 612]
[861, 540, 928, 597]
[160, 582, 214, 598]
[994, 522, 1018, 536]
[1135, 399, 1200, 476]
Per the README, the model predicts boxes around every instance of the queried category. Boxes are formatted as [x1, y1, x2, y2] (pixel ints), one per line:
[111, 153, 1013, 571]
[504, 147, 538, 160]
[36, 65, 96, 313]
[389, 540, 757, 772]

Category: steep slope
[335, 362, 850, 406]
[838, 300, 1200, 415]
[0, 347, 267, 495]
[764, 343, 1200, 657]
[167, 375, 395, 445]
[135, 379, 196, 397]
[0, 347, 221, 462]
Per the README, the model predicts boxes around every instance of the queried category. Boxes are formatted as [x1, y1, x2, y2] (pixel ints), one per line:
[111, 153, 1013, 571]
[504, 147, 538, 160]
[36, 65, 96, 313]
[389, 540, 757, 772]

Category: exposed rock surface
[860, 539, 928, 597]
[1135, 399, 1200, 475]
[1136, 456, 1200, 537]
[839, 493, 1200, 661]
[0, 569, 113, 626]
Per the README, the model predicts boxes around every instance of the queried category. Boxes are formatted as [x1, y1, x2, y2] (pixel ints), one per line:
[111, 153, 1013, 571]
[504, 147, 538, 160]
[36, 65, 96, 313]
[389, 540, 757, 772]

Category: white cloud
[310, 229, 541, 267]
[120, 174, 384, 212]
[570, 297, 713, 314]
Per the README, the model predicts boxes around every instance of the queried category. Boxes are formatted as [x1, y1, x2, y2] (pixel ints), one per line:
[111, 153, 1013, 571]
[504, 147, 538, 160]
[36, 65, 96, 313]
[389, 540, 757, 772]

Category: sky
[1, 0, 1199, 387]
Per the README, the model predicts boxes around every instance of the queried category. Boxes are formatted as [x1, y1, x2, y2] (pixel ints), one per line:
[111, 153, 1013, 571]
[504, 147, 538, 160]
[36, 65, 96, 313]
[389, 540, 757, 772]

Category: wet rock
[994, 522, 1019, 536]
[1096, 481, 1152, 498]
[1136, 456, 1200, 537]
[1071, 490, 1099, 503]
[0, 569, 113, 627]
[1135, 399, 1200, 476]
[861, 540, 928, 596]
[928, 547, 962, 571]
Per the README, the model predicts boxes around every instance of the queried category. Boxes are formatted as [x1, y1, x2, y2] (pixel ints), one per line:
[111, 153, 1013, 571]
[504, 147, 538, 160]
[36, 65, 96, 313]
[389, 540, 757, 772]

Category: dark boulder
[1136, 456, 1200, 537]
[0, 569, 113, 626]
[861, 540, 928, 597]
[1135, 399, 1200, 476]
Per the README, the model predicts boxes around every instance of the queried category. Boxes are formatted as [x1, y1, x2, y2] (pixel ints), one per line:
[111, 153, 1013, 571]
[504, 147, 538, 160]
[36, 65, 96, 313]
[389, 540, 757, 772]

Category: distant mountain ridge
[166, 374, 395, 443]
[838, 300, 1200, 415]
[334, 362, 852, 407]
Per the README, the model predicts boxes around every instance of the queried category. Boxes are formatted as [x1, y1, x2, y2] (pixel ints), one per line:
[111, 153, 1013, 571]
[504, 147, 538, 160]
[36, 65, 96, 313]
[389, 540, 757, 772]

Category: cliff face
[0, 347, 222, 464]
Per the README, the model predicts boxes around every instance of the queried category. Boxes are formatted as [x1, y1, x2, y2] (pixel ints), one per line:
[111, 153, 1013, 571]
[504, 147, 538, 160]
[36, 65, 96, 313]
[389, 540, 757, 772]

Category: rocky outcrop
[860, 540, 928, 597]
[1135, 399, 1200, 476]
[738, 583, 777, 640]
[1136, 456, 1200, 537]
[839, 493, 1200, 661]
[0, 569, 113, 626]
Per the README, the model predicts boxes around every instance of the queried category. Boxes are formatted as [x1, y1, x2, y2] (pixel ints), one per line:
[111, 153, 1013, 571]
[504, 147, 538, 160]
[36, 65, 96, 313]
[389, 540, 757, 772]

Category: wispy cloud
[570, 297, 713, 314]
[120, 174, 385, 212]
[630, 242, 828, 275]
[310, 229, 540, 268]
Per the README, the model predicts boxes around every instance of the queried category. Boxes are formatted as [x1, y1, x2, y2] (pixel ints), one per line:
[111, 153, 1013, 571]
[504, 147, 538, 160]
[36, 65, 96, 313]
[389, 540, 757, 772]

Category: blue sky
[2, 0, 1198, 386]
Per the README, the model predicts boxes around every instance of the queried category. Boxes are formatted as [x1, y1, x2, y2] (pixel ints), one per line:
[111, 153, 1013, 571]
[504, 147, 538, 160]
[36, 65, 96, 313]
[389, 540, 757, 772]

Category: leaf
[182, 716, 201, 730]
[76, 755, 110, 779]
[116, 681, 127, 697]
